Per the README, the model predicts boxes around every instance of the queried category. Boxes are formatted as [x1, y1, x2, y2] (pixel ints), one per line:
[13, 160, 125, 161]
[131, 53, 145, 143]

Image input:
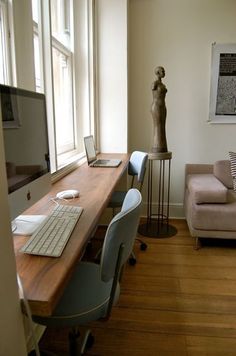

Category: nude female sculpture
[151, 66, 168, 153]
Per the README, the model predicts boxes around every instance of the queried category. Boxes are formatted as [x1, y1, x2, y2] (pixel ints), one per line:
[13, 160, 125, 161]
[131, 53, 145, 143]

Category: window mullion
[39, 0, 58, 172]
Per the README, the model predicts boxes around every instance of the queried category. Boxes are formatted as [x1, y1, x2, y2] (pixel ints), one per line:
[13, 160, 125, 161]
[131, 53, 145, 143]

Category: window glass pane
[52, 45, 75, 155]
[31, 0, 39, 24]
[33, 32, 42, 92]
[50, 0, 70, 48]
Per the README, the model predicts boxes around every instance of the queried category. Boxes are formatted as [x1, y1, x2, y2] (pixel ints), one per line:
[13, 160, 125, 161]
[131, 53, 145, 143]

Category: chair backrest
[128, 151, 148, 189]
[100, 188, 142, 282]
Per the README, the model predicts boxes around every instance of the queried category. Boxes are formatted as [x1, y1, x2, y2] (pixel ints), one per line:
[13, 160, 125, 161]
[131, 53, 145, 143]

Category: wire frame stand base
[138, 152, 177, 238]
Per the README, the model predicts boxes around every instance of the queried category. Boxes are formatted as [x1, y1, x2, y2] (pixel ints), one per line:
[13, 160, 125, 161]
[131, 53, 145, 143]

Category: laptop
[84, 135, 122, 167]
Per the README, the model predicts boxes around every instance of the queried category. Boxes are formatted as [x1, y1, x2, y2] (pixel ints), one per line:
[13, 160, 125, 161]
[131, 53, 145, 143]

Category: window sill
[51, 154, 87, 184]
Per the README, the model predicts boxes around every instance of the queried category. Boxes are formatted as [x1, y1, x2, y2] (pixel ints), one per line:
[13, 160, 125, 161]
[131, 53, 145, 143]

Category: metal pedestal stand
[139, 151, 177, 238]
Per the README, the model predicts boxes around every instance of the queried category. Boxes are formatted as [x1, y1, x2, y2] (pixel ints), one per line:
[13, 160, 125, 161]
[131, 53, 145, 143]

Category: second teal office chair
[108, 150, 148, 265]
[32, 188, 142, 356]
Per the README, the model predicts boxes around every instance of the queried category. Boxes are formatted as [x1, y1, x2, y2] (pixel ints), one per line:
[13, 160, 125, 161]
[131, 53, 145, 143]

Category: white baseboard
[99, 202, 185, 226]
[140, 202, 185, 219]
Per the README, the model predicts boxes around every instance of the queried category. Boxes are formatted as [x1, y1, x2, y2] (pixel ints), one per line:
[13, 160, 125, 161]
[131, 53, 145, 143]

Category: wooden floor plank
[126, 263, 236, 280]
[119, 292, 236, 315]
[87, 329, 188, 356]
[186, 335, 236, 356]
[135, 241, 236, 257]
[180, 278, 236, 296]
[134, 251, 236, 268]
[100, 308, 236, 338]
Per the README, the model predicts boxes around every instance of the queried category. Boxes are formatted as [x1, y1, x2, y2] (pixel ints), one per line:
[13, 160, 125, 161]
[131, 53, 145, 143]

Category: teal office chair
[32, 188, 142, 356]
[108, 151, 148, 265]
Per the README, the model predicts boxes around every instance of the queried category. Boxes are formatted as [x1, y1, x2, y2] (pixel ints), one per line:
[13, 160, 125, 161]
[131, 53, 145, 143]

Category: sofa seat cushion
[186, 174, 227, 204]
[191, 190, 236, 231]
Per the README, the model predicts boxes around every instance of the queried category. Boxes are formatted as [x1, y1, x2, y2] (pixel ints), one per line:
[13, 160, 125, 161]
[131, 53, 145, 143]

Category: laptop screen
[84, 135, 97, 164]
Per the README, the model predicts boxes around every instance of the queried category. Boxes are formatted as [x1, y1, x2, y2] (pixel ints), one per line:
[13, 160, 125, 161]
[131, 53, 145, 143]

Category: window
[50, 0, 75, 162]
[0, 0, 12, 85]
[32, 0, 95, 173]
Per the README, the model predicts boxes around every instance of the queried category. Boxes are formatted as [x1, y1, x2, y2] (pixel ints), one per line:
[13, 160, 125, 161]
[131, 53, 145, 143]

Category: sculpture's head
[155, 66, 165, 79]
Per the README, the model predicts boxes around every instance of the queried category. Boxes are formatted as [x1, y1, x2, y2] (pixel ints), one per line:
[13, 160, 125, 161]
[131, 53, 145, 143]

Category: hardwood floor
[39, 219, 236, 355]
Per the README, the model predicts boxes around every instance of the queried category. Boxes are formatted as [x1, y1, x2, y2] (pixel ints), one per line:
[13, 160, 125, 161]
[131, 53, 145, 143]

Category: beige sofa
[184, 160, 236, 248]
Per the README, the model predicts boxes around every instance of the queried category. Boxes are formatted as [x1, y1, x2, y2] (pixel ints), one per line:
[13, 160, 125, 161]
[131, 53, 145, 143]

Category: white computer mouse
[56, 189, 80, 200]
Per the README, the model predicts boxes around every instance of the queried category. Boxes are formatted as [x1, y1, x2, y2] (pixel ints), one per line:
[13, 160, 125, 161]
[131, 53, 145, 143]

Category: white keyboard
[20, 204, 83, 257]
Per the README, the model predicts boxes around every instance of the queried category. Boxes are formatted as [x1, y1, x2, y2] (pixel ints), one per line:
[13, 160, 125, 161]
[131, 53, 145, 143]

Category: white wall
[0, 1, 36, 353]
[11, 0, 35, 90]
[96, 0, 128, 153]
[1, 0, 58, 349]
[0, 121, 27, 355]
[128, 0, 236, 217]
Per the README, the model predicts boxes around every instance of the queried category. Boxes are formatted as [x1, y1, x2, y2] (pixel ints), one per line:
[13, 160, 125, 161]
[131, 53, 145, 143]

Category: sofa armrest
[185, 164, 213, 189]
[185, 164, 213, 176]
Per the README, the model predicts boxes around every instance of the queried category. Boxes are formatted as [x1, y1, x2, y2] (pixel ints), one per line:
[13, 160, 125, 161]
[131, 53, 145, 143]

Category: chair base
[138, 221, 177, 238]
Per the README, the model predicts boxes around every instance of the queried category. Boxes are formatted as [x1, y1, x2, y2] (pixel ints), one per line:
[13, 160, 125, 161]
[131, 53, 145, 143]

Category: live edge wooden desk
[13, 153, 129, 317]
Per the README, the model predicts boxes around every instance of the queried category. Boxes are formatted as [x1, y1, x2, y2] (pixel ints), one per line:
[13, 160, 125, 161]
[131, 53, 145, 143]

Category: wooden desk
[14, 154, 129, 316]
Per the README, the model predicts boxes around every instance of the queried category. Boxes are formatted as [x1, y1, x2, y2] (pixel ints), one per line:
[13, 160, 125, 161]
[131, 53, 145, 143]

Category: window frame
[32, 0, 96, 175]
[0, 0, 12, 85]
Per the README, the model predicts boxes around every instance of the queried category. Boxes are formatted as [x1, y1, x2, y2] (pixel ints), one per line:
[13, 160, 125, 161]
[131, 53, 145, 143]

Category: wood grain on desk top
[14, 153, 129, 316]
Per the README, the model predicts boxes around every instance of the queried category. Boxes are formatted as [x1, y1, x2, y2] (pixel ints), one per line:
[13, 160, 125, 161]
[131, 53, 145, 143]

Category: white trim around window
[0, 0, 12, 85]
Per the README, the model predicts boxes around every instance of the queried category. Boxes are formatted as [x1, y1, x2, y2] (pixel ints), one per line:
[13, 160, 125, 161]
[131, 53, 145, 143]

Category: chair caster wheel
[140, 242, 147, 251]
[129, 257, 136, 266]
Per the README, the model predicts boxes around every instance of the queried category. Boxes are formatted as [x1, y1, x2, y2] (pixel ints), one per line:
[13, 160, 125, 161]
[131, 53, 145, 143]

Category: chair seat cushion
[186, 174, 227, 204]
[33, 262, 120, 327]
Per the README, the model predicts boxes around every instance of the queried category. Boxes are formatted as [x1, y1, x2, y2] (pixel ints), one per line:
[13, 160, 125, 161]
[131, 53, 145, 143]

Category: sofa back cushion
[213, 160, 233, 189]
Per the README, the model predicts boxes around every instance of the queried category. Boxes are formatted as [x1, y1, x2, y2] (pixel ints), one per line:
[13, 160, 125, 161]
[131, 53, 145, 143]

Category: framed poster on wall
[209, 43, 236, 123]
